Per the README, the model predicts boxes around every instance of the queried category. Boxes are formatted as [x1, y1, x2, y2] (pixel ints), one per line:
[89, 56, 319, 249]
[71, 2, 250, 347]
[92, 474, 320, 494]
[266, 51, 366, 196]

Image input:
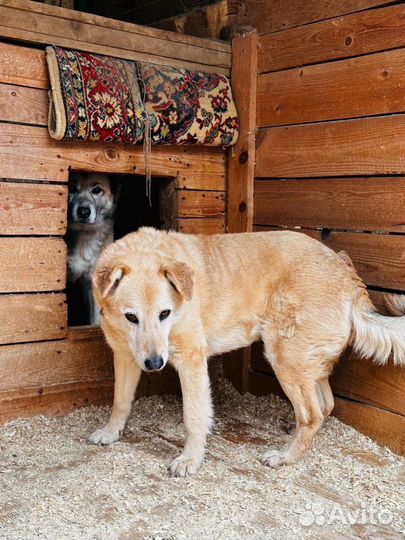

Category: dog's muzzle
[144, 356, 164, 371]
[77, 205, 91, 221]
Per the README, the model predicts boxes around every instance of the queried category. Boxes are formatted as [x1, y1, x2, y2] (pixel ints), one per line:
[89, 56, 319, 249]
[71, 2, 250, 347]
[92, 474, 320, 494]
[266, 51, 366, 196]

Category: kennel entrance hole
[66, 173, 176, 327]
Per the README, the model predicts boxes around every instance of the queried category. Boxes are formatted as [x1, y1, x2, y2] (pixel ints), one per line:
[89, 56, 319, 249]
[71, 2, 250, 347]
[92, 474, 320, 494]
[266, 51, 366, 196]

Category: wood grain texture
[228, 32, 258, 233]
[175, 174, 226, 191]
[0, 238, 66, 293]
[0, 82, 47, 125]
[259, 4, 405, 73]
[0, 41, 48, 89]
[2, 0, 229, 53]
[331, 352, 405, 416]
[257, 49, 405, 127]
[254, 177, 405, 232]
[0, 293, 67, 345]
[255, 115, 405, 178]
[248, 370, 405, 456]
[332, 397, 405, 456]
[0, 181, 67, 235]
[238, 0, 395, 35]
[0, 123, 226, 182]
[0, 1, 231, 74]
[0, 380, 114, 422]
[0, 326, 113, 391]
[176, 218, 225, 234]
[253, 226, 405, 290]
[177, 190, 225, 218]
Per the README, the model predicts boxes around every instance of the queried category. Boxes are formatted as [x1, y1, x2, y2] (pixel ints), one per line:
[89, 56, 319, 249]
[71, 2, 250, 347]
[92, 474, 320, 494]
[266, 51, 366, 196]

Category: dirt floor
[1, 379, 404, 540]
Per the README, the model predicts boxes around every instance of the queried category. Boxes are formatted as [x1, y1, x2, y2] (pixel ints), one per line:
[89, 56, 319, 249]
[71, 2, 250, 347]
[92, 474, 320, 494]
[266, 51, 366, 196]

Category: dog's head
[68, 173, 115, 229]
[93, 234, 193, 372]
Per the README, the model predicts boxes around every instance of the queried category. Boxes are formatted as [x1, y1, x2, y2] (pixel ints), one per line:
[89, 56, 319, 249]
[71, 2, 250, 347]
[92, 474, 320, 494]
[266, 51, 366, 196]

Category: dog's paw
[168, 454, 201, 477]
[88, 426, 121, 446]
[261, 449, 289, 468]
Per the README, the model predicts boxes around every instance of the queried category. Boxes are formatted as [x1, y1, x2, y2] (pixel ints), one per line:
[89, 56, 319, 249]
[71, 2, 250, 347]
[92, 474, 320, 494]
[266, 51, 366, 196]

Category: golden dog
[89, 228, 405, 476]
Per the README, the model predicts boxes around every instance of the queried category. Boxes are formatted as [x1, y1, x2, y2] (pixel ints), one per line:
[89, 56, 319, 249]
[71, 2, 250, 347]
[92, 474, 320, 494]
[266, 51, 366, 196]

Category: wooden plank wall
[0, 2, 228, 420]
[250, 1, 405, 454]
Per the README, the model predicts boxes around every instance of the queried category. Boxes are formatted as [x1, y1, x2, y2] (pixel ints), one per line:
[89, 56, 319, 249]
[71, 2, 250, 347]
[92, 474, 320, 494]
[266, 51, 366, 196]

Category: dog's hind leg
[260, 336, 334, 467]
[286, 377, 334, 436]
[169, 348, 212, 477]
[88, 350, 141, 445]
[317, 377, 334, 417]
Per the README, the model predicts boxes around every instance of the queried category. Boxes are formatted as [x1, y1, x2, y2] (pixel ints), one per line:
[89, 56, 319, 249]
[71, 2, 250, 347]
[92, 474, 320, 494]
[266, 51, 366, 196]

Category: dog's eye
[159, 310, 171, 321]
[69, 184, 78, 193]
[125, 313, 139, 324]
[92, 186, 104, 195]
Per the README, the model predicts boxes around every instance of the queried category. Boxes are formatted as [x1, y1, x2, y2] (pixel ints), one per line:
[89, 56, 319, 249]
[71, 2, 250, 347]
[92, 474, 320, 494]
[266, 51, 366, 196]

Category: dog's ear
[93, 263, 129, 299]
[162, 260, 194, 301]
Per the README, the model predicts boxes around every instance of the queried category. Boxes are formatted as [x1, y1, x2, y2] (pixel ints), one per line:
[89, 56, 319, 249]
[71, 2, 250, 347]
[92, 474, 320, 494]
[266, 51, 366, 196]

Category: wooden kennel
[0, 0, 404, 456]
[0, 0, 231, 419]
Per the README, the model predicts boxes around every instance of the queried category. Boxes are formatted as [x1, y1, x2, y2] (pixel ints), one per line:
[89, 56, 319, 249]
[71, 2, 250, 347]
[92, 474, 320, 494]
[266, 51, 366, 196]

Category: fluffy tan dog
[89, 228, 405, 476]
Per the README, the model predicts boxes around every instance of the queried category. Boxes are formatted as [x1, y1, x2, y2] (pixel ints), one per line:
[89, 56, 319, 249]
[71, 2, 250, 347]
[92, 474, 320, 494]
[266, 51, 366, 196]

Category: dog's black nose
[78, 206, 91, 219]
[144, 356, 164, 371]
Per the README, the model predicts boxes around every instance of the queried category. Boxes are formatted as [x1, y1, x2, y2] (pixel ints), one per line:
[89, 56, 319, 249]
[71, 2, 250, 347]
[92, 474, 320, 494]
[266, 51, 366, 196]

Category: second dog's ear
[162, 260, 194, 301]
[93, 263, 129, 299]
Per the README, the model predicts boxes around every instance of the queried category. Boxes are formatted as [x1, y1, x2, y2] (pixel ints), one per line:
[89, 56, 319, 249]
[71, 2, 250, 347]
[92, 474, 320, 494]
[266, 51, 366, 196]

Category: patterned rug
[138, 63, 239, 146]
[46, 46, 239, 147]
[46, 46, 145, 144]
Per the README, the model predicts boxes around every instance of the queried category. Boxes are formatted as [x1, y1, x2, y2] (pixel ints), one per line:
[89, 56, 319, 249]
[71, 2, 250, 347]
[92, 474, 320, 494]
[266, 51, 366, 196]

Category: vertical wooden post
[228, 31, 258, 234]
[224, 32, 258, 393]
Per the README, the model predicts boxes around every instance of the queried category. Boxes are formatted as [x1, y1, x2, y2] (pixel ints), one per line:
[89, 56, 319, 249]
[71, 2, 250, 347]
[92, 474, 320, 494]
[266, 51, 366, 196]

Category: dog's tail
[351, 291, 405, 366]
[382, 293, 405, 317]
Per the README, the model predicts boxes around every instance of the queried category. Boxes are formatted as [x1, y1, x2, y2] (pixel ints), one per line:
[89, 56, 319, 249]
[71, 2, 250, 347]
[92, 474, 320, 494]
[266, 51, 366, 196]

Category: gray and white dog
[67, 172, 116, 325]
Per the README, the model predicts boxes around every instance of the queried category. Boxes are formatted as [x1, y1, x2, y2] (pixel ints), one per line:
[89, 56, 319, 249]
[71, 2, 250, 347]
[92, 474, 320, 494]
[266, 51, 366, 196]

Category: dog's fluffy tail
[382, 293, 405, 317]
[351, 293, 405, 366]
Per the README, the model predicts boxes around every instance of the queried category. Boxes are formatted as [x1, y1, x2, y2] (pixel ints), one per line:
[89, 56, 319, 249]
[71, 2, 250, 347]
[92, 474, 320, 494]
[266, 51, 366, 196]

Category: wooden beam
[0, 82, 48, 125]
[0, 293, 67, 345]
[331, 352, 405, 416]
[257, 49, 405, 127]
[0, 181, 67, 235]
[0, 326, 113, 391]
[259, 4, 405, 73]
[333, 397, 405, 456]
[0, 0, 231, 74]
[226, 34, 258, 396]
[253, 227, 405, 290]
[0, 380, 114, 422]
[0, 41, 48, 89]
[228, 32, 258, 233]
[238, 0, 395, 35]
[0, 123, 226, 183]
[254, 177, 405, 233]
[0, 237, 66, 292]
[255, 115, 405, 178]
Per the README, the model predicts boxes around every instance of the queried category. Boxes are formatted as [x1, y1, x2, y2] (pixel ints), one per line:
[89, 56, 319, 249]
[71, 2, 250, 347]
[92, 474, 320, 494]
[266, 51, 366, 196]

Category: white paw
[169, 454, 202, 477]
[261, 449, 289, 468]
[88, 425, 121, 446]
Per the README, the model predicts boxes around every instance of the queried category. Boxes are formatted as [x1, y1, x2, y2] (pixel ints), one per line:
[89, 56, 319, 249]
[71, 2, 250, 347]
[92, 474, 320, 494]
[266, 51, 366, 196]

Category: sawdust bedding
[1, 379, 404, 540]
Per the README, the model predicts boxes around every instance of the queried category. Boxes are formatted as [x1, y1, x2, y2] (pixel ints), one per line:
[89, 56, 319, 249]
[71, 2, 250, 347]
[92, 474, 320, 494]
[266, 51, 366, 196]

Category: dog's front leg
[169, 350, 212, 477]
[88, 350, 141, 445]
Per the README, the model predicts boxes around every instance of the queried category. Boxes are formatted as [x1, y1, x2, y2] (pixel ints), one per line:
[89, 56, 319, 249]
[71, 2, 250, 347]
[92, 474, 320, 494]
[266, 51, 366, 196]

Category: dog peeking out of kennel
[66, 173, 170, 326]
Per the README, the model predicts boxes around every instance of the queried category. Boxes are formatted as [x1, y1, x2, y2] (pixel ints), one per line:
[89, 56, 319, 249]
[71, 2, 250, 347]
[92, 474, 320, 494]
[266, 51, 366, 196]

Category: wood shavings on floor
[1, 379, 404, 540]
